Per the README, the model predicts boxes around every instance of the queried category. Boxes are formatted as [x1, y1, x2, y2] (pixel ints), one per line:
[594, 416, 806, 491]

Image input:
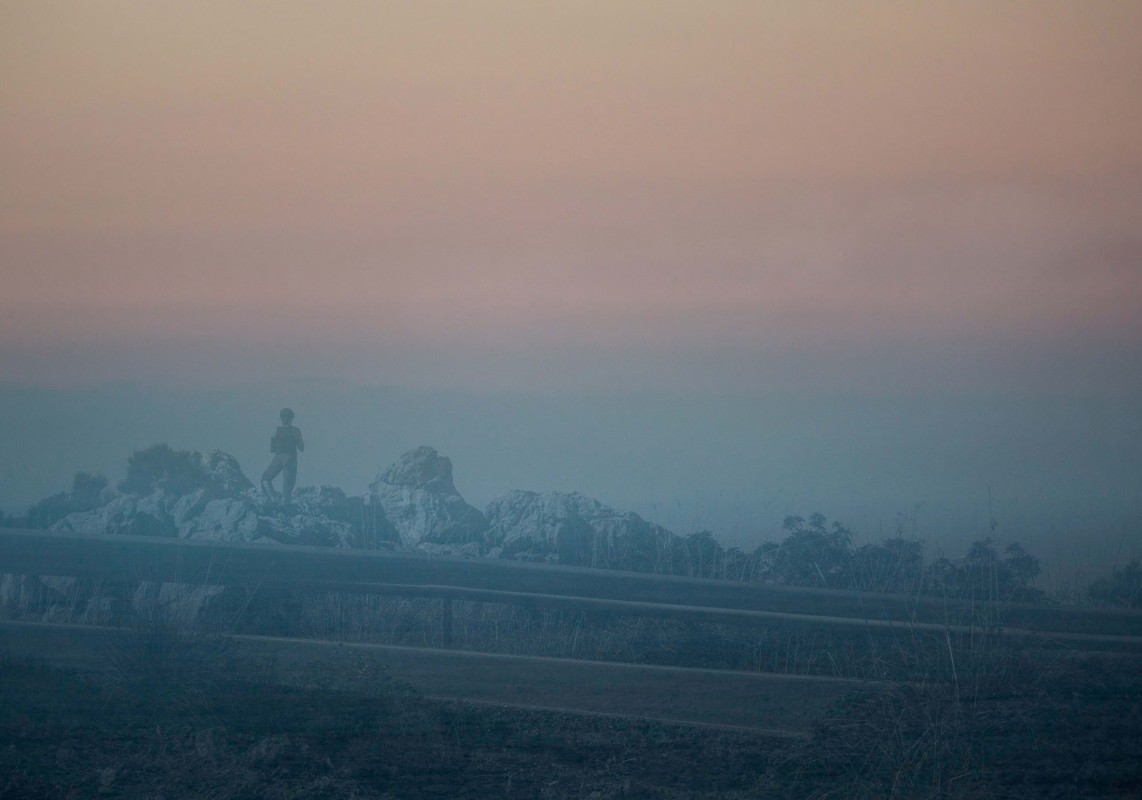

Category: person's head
[280, 408, 295, 424]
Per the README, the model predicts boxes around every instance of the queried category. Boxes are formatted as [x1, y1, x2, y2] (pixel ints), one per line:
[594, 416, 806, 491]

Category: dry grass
[95, 595, 242, 723]
[290, 590, 1072, 684]
[3, 578, 1140, 799]
[755, 623, 1142, 799]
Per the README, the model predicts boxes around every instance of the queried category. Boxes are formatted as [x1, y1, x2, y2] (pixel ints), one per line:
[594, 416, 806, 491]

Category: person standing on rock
[261, 408, 304, 506]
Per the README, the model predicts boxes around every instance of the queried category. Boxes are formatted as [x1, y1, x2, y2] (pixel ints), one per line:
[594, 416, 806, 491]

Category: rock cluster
[52, 474, 361, 549]
[485, 490, 675, 571]
[368, 446, 487, 554]
[4, 444, 688, 625]
[41, 444, 682, 570]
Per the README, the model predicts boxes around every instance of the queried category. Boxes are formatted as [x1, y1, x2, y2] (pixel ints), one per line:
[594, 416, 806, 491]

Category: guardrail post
[441, 597, 453, 649]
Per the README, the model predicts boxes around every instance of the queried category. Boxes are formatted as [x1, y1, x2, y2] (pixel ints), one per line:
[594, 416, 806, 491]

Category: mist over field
[5, 4, 1141, 583]
[3, 379, 1140, 586]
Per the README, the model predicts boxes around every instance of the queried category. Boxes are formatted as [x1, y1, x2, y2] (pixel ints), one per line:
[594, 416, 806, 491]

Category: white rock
[369, 447, 487, 548]
[170, 489, 209, 528]
[485, 490, 678, 571]
[52, 491, 176, 537]
[179, 498, 261, 541]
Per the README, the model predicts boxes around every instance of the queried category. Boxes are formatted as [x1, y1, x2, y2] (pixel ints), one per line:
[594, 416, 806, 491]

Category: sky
[2, 2, 1141, 577]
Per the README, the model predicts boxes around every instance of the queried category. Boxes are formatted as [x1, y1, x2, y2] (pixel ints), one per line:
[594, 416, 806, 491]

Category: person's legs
[261, 455, 287, 501]
[282, 457, 297, 504]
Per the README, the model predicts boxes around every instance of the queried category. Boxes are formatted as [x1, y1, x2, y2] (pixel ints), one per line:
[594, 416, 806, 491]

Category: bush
[1088, 559, 1142, 608]
[119, 444, 211, 496]
[850, 537, 925, 594]
[754, 513, 855, 588]
[761, 630, 1044, 799]
[98, 595, 238, 720]
[25, 471, 108, 529]
[672, 513, 1045, 606]
[673, 530, 726, 578]
[923, 538, 1044, 603]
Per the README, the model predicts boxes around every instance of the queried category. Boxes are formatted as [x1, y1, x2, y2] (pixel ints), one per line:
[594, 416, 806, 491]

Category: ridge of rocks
[41, 445, 682, 569]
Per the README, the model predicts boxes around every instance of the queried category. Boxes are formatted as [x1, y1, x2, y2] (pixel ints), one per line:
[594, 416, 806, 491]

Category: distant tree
[1088, 559, 1142, 609]
[734, 514, 1048, 604]
[850, 537, 924, 594]
[26, 491, 71, 529]
[721, 546, 753, 582]
[70, 471, 108, 506]
[119, 444, 211, 496]
[753, 513, 854, 588]
[1001, 542, 1041, 594]
[25, 471, 109, 529]
[923, 538, 1043, 603]
[675, 530, 726, 579]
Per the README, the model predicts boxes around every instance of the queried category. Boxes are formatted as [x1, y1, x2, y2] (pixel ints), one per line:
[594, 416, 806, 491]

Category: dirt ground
[3, 652, 1141, 799]
[0, 659, 781, 799]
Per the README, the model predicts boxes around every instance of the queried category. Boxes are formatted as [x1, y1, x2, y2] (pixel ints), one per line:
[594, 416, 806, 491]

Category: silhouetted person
[262, 408, 304, 505]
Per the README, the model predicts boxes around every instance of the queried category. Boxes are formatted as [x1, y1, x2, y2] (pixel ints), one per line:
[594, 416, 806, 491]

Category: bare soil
[3, 649, 1141, 799]
[0, 659, 779, 799]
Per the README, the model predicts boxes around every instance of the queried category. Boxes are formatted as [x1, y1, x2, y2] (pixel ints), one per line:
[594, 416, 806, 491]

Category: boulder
[178, 496, 262, 542]
[36, 444, 683, 574]
[369, 446, 487, 550]
[46, 451, 368, 548]
[255, 485, 371, 548]
[52, 490, 178, 538]
[202, 450, 254, 497]
[485, 490, 677, 571]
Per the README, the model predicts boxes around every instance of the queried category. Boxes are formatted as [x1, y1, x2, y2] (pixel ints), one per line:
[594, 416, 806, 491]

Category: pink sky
[2, 1, 1141, 391]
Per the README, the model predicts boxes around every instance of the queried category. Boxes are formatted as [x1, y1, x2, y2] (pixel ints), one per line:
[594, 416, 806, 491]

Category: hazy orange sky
[2, 0, 1141, 391]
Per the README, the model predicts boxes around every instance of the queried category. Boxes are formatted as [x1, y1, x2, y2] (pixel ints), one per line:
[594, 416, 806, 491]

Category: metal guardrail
[0, 619, 862, 736]
[6, 528, 1140, 735]
[2, 528, 1141, 650]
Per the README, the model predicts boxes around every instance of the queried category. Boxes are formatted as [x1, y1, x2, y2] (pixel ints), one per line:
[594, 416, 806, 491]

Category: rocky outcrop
[32, 444, 680, 572]
[368, 446, 488, 552]
[254, 486, 370, 548]
[51, 487, 366, 549]
[49, 486, 260, 541]
[7, 444, 682, 627]
[201, 450, 254, 497]
[49, 450, 367, 549]
[52, 491, 183, 538]
[175, 494, 259, 541]
[485, 490, 677, 571]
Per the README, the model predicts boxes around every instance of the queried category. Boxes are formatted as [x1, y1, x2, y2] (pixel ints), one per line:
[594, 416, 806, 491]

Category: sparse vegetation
[757, 513, 858, 587]
[12, 471, 110, 529]
[850, 536, 925, 595]
[0, 656, 778, 799]
[3, 615, 1140, 799]
[760, 634, 1142, 799]
[119, 443, 214, 496]
[665, 511, 1045, 605]
[1089, 559, 1142, 609]
[923, 538, 1045, 604]
[2, 520, 1140, 798]
[97, 595, 240, 721]
[295, 593, 803, 676]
